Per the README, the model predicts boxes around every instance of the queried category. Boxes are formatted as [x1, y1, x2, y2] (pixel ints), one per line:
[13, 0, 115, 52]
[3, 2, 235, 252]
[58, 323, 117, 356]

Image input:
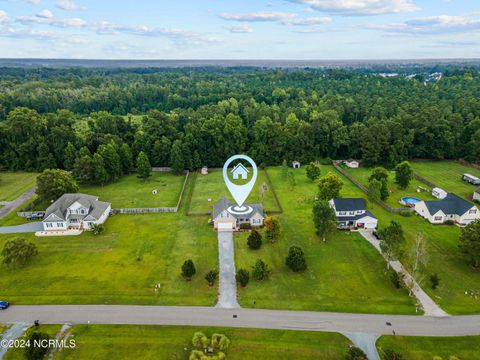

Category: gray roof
[423, 193, 475, 216]
[213, 197, 263, 220]
[44, 193, 110, 222]
[332, 198, 366, 212]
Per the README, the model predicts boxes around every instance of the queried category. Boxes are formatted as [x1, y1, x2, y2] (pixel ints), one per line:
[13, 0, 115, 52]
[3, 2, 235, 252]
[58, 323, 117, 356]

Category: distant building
[212, 197, 264, 232]
[432, 187, 447, 200]
[463, 173, 480, 185]
[474, 187, 480, 202]
[414, 193, 480, 225]
[292, 161, 301, 169]
[329, 198, 378, 230]
[42, 193, 111, 232]
[344, 159, 359, 169]
[231, 163, 249, 180]
[201, 166, 208, 175]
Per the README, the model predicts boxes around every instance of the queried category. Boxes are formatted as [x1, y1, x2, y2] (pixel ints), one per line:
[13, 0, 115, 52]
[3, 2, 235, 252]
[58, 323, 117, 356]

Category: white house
[231, 163, 249, 180]
[414, 193, 480, 225]
[474, 187, 480, 202]
[432, 187, 448, 199]
[344, 159, 359, 168]
[292, 161, 301, 169]
[42, 193, 111, 232]
[212, 197, 264, 232]
[463, 173, 480, 185]
[328, 198, 378, 230]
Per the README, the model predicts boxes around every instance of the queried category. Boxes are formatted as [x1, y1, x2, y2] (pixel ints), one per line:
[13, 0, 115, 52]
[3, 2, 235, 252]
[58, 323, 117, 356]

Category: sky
[0, 0, 479, 59]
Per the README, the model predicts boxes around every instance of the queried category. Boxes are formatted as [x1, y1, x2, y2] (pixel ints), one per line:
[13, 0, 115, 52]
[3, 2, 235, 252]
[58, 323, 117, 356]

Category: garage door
[218, 222, 234, 232]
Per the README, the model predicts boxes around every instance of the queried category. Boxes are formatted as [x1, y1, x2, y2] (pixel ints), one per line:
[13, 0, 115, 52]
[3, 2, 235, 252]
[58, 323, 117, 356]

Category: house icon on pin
[231, 163, 249, 180]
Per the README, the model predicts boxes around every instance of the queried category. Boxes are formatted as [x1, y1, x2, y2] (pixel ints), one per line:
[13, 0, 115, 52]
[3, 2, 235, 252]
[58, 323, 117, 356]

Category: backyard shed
[432, 187, 447, 199]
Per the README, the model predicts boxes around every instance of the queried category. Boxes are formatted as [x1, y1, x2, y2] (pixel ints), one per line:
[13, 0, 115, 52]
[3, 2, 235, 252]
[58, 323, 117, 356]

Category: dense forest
[0, 66, 479, 182]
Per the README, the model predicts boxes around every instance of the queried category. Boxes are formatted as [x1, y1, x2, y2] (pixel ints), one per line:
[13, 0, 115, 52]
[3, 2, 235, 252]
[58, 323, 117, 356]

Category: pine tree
[97, 143, 121, 183]
[119, 143, 133, 174]
[36, 142, 56, 171]
[247, 229, 263, 250]
[171, 140, 185, 175]
[63, 142, 77, 171]
[136, 151, 151, 182]
[285, 246, 307, 272]
[92, 153, 108, 185]
[181, 259, 196, 280]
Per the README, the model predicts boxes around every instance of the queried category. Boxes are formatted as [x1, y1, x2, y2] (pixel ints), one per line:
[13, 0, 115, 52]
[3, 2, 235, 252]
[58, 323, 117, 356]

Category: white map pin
[223, 154, 258, 209]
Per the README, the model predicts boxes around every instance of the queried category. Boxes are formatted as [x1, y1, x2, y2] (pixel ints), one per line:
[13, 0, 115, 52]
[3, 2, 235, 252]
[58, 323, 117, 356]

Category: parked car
[0, 301, 10, 310]
[27, 212, 44, 220]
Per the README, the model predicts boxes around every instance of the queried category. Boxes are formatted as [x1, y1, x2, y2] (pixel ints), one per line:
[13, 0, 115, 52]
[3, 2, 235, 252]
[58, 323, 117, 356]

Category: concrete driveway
[0, 222, 43, 234]
[216, 230, 240, 309]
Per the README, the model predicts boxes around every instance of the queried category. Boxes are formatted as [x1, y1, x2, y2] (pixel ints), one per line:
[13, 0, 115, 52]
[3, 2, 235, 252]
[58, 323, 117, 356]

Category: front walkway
[216, 230, 240, 309]
[358, 230, 448, 317]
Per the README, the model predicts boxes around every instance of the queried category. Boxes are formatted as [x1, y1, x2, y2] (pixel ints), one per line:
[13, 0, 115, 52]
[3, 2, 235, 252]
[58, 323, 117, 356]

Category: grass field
[0, 324, 10, 335]
[189, 168, 281, 214]
[4, 325, 62, 360]
[55, 325, 352, 360]
[343, 166, 436, 207]
[0, 176, 217, 305]
[377, 335, 480, 360]
[0, 172, 37, 201]
[80, 172, 185, 208]
[411, 161, 480, 200]
[329, 165, 480, 314]
[235, 166, 416, 314]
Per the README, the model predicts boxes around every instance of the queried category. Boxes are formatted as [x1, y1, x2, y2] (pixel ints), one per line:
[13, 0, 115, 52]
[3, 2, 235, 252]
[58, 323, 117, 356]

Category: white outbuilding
[432, 187, 447, 199]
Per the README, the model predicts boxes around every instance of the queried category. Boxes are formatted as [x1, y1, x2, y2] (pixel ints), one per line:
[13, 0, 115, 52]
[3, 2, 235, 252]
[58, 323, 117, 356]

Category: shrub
[181, 259, 196, 280]
[2, 238, 38, 268]
[247, 229, 262, 250]
[251, 259, 270, 281]
[389, 270, 402, 289]
[239, 223, 251, 230]
[319, 157, 332, 165]
[345, 346, 367, 360]
[383, 349, 404, 360]
[236, 268, 250, 287]
[205, 270, 218, 287]
[25, 331, 51, 360]
[264, 216, 281, 243]
[399, 210, 413, 217]
[430, 273, 440, 290]
[285, 246, 307, 272]
[90, 223, 105, 235]
[444, 220, 455, 225]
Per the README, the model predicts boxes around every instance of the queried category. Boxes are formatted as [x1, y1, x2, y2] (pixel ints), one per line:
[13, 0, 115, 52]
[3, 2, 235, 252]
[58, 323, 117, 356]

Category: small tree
[181, 259, 196, 280]
[395, 161, 413, 189]
[459, 219, 480, 268]
[236, 268, 250, 287]
[285, 246, 307, 272]
[430, 273, 440, 290]
[90, 223, 105, 235]
[379, 221, 405, 263]
[305, 162, 321, 181]
[367, 178, 382, 203]
[287, 170, 296, 189]
[2, 238, 38, 267]
[192, 331, 209, 349]
[312, 200, 337, 242]
[205, 270, 218, 287]
[258, 182, 268, 203]
[25, 331, 51, 360]
[264, 216, 281, 243]
[369, 167, 389, 201]
[247, 229, 262, 250]
[281, 159, 288, 180]
[36, 169, 79, 202]
[383, 349, 404, 360]
[346, 346, 368, 360]
[317, 172, 343, 200]
[251, 259, 270, 281]
[136, 151, 151, 182]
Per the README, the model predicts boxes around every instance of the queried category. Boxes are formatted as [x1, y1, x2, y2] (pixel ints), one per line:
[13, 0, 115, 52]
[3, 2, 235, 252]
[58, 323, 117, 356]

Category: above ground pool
[400, 197, 421, 207]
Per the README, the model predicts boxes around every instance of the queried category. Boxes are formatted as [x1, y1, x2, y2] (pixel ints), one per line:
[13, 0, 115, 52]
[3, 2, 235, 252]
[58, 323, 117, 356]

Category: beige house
[414, 193, 480, 225]
[212, 197, 264, 232]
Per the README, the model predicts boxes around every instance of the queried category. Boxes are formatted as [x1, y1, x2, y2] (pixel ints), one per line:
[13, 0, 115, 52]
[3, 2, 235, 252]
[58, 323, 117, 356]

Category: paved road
[1, 306, 479, 337]
[0, 188, 37, 220]
[0, 222, 43, 234]
[216, 230, 240, 309]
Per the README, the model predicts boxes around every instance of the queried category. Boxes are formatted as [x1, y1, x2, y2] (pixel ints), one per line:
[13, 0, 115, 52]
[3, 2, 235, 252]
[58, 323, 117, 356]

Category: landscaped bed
[0, 172, 37, 202]
[54, 325, 352, 360]
[79, 172, 185, 208]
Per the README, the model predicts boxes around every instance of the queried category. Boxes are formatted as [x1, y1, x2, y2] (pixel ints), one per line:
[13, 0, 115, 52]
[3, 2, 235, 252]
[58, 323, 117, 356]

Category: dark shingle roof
[423, 193, 475, 216]
[337, 210, 377, 221]
[332, 198, 366, 212]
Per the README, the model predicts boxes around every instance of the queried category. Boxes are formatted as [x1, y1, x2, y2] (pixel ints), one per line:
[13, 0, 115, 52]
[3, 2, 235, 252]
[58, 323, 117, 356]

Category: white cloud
[0, 27, 57, 39]
[36, 9, 54, 19]
[0, 10, 8, 24]
[55, 0, 79, 11]
[223, 25, 253, 33]
[219, 11, 331, 26]
[367, 14, 480, 34]
[28, 0, 42, 5]
[288, 0, 418, 16]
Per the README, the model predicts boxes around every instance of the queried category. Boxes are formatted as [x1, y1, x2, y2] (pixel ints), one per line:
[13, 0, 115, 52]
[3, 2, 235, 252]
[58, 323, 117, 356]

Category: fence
[151, 167, 172, 172]
[263, 168, 284, 214]
[458, 158, 480, 171]
[412, 173, 437, 189]
[113, 171, 189, 214]
[332, 161, 406, 214]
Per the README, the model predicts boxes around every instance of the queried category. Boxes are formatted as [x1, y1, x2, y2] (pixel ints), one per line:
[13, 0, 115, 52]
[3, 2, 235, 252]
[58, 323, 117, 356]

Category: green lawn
[330, 165, 480, 314]
[0, 176, 217, 305]
[377, 335, 480, 360]
[0, 172, 37, 201]
[411, 161, 480, 200]
[235, 166, 416, 314]
[343, 166, 436, 207]
[4, 325, 62, 360]
[189, 168, 281, 214]
[79, 172, 185, 208]
[55, 325, 352, 360]
[0, 324, 11, 335]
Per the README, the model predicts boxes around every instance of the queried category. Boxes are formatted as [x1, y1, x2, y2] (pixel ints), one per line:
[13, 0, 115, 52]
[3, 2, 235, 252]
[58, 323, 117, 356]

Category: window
[339, 211, 346, 215]
[46, 223, 53, 228]
[349, 211, 354, 215]
[469, 209, 477, 214]
[57, 222, 64, 227]
[434, 216, 442, 221]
